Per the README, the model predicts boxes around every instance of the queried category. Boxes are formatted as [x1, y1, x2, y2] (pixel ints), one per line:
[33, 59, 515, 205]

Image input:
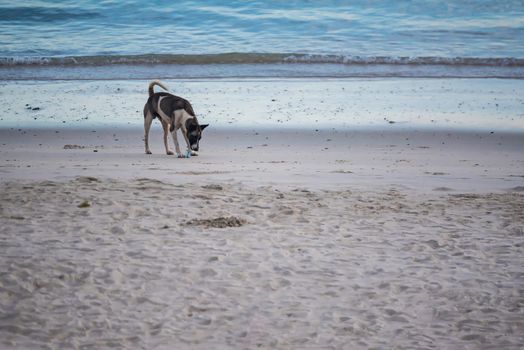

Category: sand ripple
[1, 178, 523, 349]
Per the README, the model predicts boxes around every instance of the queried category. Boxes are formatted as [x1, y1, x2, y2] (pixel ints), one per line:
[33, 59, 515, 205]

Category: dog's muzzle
[191, 143, 199, 151]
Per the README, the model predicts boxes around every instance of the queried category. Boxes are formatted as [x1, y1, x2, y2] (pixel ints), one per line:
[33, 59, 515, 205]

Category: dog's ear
[200, 124, 209, 131]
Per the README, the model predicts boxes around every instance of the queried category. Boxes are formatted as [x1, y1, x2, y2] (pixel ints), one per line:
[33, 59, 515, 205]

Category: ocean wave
[1, 53, 523, 67]
[283, 54, 524, 67]
[0, 6, 100, 23]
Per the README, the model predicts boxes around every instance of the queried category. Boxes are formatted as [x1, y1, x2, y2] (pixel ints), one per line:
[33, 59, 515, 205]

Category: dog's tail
[148, 80, 169, 97]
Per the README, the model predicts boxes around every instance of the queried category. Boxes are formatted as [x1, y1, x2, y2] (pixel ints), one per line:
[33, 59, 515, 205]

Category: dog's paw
[146, 150, 152, 155]
[166, 150, 175, 155]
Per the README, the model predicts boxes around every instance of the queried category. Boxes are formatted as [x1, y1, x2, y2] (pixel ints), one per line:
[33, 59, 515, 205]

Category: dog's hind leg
[161, 120, 174, 155]
[144, 104, 154, 154]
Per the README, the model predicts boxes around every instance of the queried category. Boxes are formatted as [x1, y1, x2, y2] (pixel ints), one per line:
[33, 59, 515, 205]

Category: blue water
[1, 0, 524, 78]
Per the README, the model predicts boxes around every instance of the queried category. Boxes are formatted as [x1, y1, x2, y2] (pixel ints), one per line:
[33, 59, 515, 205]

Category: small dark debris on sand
[76, 176, 101, 183]
[185, 216, 246, 228]
[201, 184, 223, 190]
[64, 144, 85, 149]
[433, 187, 454, 192]
[78, 200, 91, 208]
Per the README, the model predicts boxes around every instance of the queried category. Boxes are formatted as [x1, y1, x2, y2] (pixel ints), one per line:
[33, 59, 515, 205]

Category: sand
[1, 127, 523, 192]
[1, 79, 524, 349]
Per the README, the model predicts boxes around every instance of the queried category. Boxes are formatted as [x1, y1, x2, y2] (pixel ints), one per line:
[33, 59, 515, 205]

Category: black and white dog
[144, 81, 208, 156]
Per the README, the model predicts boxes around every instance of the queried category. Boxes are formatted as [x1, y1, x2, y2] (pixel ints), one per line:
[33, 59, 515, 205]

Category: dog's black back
[147, 92, 196, 119]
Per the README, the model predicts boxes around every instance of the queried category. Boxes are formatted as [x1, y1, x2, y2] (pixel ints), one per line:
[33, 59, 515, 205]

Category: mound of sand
[185, 216, 247, 228]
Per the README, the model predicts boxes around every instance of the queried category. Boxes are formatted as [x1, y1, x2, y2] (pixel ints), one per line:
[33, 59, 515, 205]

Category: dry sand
[1, 79, 524, 349]
[1, 176, 523, 349]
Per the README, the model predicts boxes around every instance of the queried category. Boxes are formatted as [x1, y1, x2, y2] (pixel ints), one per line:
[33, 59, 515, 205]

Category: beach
[1, 78, 524, 349]
[2, 0, 524, 348]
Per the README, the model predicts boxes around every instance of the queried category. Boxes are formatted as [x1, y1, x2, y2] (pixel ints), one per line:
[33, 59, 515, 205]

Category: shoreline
[3, 63, 524, 81]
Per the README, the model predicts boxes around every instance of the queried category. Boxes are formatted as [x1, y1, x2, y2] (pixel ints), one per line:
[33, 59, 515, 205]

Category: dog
[143, 80, 208, 156]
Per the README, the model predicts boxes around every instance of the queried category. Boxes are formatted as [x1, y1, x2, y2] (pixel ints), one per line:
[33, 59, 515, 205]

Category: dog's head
[186, 120, 209, 151]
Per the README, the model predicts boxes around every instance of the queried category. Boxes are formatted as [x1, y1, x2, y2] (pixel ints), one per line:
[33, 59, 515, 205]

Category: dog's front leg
[171, 129, 182, 156]
[183, 133, 191, 152]
[182, 132, 198, 156]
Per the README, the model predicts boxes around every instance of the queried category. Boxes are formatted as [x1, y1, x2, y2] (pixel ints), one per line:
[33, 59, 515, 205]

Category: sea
[1, 0, 524, 80]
